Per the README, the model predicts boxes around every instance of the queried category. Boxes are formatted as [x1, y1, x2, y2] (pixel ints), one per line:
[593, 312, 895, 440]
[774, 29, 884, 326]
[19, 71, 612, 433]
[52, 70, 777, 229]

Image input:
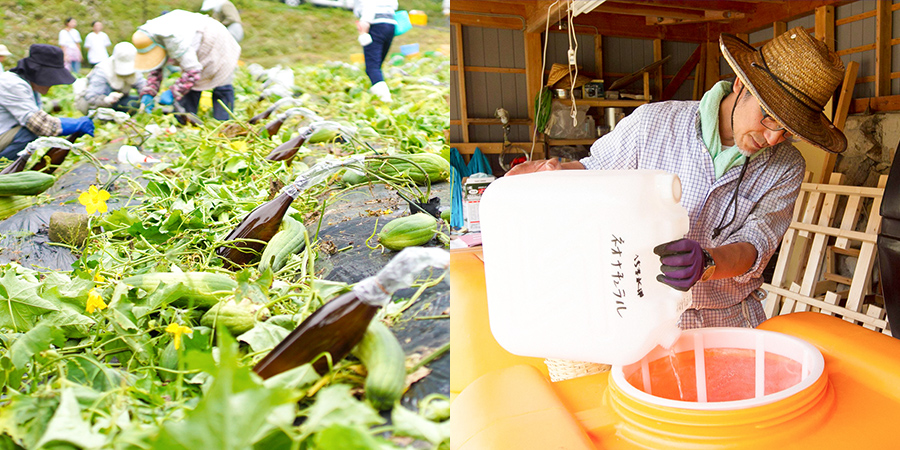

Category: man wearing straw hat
[508, 28, 846, 329]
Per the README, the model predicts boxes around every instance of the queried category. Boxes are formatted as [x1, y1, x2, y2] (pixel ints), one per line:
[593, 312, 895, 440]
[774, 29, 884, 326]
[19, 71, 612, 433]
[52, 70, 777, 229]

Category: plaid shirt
[581, 101, 805, 329]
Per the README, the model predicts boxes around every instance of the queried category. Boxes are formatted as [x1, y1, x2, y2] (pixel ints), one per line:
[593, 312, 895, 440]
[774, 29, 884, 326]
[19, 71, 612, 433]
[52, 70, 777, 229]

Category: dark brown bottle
[248, 104, 279, 125]
[262, 117, 285, 138]
[0, 152, 30, 174]
[254, 291, 379, 378]
[264, 127, 311, 162]
[30, 133, 81, 173]
[216, 189, 296, 270]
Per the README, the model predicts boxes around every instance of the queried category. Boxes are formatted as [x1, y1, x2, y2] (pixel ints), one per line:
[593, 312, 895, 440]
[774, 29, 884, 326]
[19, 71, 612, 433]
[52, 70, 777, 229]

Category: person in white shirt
[0, 45, 11, 72]
[353, 0, 398, 102]
[83, 21, 112, 67]
[58, 17, 83, 74]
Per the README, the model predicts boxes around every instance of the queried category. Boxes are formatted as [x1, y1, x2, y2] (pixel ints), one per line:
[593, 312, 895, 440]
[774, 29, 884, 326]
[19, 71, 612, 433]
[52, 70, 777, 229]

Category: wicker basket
[544, 358, 611, 382]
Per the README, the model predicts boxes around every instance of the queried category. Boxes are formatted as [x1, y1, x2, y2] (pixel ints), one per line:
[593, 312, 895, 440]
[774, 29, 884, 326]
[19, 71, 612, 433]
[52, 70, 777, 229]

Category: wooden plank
[450, 65, 526, 74]
[704, 41, 720, 91]
[664, 44, 702, 101]
[797, 173, 843, 306]
[799, 182, 884, 198]
[524, 32, 543, 139]
[449, 14, 524, 30]
[834, 187, 862, 250]
[450, 142, 537, 155]
[789, 222, 878, 244]
[780, 282, 803, 316]
[823, 272, 853, 285]
[765, 171, 813, 318]
[718, 0, 845, 35]
[834, 8, 876, 26]
[850, 94, 900, 114]
[843, 175, 888, 319]
[864, 305, 884, 331]
[797, 187, 823, 239]
[835, 43, 876, 57]
[815, 5, 835, 51]
[875, 0, 892, 97]
[773, 21, 787, 38]
[594, 1, 707, 20]
[455, 24, 470, 143]
[465, 118, 532, 125]
[578, 12, 713, 42]
[821, 61, 859, 184]
[595, 35, 604, 88]
[653, 39, 663, 102]
[524, 0, 569, 33]
[763, 284, 889, 328]
[693, 42, 707, 100]
[821, 291, 841, 317]
[451, 0, 527, 17]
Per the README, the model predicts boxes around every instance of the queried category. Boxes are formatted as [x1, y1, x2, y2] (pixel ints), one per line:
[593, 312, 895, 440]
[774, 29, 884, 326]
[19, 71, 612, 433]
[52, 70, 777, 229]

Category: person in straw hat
[508, 27, 846, 329]
[0, 45, 12, 72]
[74, 42, 147, 114]
[131, 9, 240, 120]
[0, 44, 94, 162]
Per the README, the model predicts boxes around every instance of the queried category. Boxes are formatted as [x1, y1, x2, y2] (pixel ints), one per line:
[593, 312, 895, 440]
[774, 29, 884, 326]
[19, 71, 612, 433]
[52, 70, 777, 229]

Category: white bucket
[611, 328, 825, 410]
[480, 170, 690, 366]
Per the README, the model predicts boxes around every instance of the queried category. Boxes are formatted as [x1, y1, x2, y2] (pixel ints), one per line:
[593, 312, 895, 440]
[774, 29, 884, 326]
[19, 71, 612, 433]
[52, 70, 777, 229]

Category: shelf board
[547, 139, 596, 146]
[556, 98, 648, 107]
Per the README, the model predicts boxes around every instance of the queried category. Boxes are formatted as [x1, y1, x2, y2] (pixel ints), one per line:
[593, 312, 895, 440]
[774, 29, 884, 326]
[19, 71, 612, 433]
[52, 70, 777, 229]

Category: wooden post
[704, 41, 720, 91]
[653, 39, 663, 101]
[875, 0, 892, 97]
[693, 42, 706, 100]
[525, 31, 543, 140]
[773, 21, 787, 39]
[815, 5, 835, 51]
[454, 24, 470, 143]
[821, 61, 859, 183]
[595, 34, 604, 83]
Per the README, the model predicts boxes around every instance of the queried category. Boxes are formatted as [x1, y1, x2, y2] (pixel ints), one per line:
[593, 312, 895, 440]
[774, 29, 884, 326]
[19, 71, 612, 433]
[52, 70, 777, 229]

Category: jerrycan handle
[656, 173, 682, 205]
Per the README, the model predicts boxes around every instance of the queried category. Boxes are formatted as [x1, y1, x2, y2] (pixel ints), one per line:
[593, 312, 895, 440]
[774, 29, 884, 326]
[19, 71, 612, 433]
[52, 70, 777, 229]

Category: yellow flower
[86, 289, 107, 313]
[166, 323, 193, 350]
[93, 273, 106, 283]
[230, 141, 248, 153]
[78, 185, 111, 215]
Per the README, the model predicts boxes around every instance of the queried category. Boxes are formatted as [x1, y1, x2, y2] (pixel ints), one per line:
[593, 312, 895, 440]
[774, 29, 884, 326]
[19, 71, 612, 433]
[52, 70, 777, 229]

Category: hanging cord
[566, 5, 579, 127]
[529, 0, 561, 161]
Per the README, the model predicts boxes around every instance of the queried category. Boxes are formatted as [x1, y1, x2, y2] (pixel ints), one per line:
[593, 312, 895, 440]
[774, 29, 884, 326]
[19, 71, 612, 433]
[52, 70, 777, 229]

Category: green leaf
[391, 404, 449, 446]
[34, 389, 106, 450]
[313, 424, 383, 450]
[238, 322, 289, 353]
[0, 269, 60, 332]
[155, 332, 298, 450]
[302, 385, 384, 437]
[8, 323, 65, 370]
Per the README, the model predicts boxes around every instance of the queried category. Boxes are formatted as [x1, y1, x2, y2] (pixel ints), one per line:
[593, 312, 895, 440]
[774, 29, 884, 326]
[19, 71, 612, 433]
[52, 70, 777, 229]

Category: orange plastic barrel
[450, 249, 900, 449]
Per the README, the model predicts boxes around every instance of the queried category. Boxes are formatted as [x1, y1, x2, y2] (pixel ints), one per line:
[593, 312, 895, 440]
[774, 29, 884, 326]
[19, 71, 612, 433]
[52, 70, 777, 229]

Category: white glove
[103, 92, 125, 105]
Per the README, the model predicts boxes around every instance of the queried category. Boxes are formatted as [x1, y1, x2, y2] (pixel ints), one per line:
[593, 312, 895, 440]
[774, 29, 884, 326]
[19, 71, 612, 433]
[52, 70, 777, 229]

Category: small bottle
[262, 116, 285, 138]
[248, 104, 279, 125]
[216, 160, 345, 270]
[30, 133, 82, 174]
[264, 126, 312, 162]
[0, 152, 30, 174]
[253, 247, 449, 379]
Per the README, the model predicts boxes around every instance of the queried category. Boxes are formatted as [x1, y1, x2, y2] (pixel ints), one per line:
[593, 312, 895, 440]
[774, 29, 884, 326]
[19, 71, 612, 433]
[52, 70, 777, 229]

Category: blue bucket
[394, 10, 412, 36]
[400, 43, 419, 56]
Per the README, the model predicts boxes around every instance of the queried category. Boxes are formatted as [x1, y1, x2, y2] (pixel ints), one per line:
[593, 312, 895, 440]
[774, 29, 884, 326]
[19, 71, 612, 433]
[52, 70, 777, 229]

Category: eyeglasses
[759, 105, 800, 143]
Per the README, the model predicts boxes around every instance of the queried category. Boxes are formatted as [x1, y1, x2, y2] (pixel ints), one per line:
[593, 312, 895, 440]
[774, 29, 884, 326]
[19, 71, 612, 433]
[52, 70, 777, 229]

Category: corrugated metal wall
[836, 1, 877, 99]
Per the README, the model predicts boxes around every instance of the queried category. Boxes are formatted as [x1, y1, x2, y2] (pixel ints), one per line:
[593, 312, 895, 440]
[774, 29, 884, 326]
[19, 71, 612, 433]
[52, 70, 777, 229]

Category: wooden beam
[653, 39, 663, 102]
[450, 65, 526, 74]
[595, 34, 604, 86]
[704, 41, 720, 91]
[524, 0, 569, 34]
[821, 61, 859, 183]
[663, 44, 702, 101]
[815, 5, 835, 51]
[876, 0, 892, 97]
[577, 12, 712, 42]
[449, 13, 524, 30]
[450, 0, 527, 17]
[626, 0, 759, 14]
[718, 0, 845, 35]
[524, 31, 543, 138]
[454, 24, 469, 143]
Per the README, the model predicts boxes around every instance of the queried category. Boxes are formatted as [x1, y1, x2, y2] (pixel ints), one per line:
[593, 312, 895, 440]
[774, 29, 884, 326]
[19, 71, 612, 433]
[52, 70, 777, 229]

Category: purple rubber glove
[653, 238, 705, 292]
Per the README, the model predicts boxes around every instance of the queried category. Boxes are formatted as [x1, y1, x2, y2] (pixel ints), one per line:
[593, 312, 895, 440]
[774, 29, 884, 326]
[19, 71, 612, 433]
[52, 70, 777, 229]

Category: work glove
[141, 94, 155, 113]
[58, 117, 95, 137]
[103, 92, 124, 105]
[159, 89, 174, 105]
[653, 238, 705, 292]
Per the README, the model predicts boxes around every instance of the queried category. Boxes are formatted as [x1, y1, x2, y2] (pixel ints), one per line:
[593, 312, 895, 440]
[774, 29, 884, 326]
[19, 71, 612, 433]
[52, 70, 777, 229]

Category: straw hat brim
[720, 33, 846, 154]
[133, 45, 166, 72]
[553, 73, 592, 91]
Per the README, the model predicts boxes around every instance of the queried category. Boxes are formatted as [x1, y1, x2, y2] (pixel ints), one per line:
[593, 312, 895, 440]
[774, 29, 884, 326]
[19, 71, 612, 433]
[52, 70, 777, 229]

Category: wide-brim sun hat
[720, 26, 847, 153]
[21, 44, 75, 86]
[112, 42, 137, 76]
[132, 30, 167, 71]
[0, 45, 11, 56]
[201, 0, 226, 11]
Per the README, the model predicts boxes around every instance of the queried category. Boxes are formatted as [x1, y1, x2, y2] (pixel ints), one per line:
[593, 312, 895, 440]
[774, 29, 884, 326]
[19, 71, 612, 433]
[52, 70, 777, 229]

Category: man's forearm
[706, 242, 757, 280]
[560, 161, 585, 170]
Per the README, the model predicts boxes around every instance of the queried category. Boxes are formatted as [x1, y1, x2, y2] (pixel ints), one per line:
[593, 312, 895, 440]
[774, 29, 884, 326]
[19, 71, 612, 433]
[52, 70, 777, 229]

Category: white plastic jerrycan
[479, 170, 691, 366]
